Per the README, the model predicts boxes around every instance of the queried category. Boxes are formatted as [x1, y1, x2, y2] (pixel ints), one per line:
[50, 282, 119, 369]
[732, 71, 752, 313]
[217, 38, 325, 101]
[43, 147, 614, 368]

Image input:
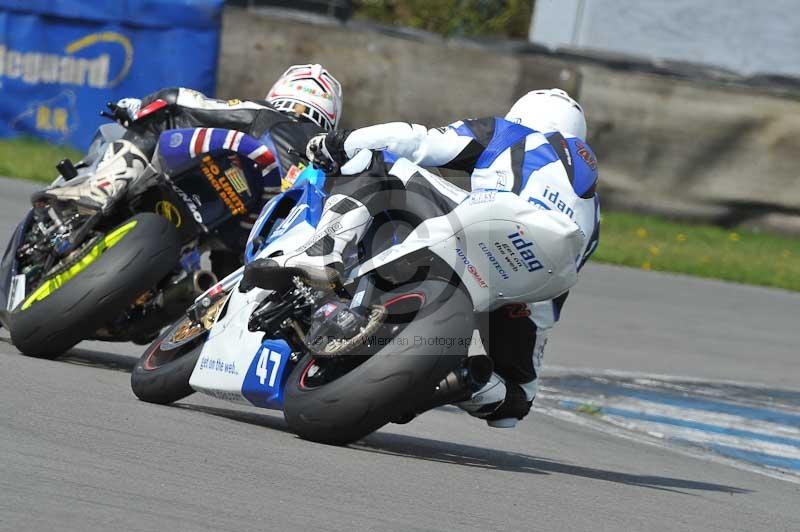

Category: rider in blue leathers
[33, 65, 343, 276]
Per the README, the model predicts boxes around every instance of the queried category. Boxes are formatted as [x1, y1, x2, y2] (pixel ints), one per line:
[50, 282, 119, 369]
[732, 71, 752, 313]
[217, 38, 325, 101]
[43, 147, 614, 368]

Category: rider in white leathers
[278, 89, 600, 428]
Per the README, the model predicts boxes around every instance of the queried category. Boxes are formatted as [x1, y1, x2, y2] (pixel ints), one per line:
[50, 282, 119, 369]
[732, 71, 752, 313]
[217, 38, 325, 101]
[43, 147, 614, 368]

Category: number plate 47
[255, 349, 282, 387]
[241, 340, 293, 409]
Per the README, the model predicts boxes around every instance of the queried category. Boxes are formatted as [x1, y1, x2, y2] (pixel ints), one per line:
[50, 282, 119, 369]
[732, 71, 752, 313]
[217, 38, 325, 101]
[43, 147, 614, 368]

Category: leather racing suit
[38, 87, 326, 276]
[304, 117, 600, 425]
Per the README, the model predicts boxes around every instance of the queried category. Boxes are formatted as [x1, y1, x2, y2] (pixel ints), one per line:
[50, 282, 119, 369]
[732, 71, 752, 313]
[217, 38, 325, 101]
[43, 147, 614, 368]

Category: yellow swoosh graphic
[65, 32, 133, 87]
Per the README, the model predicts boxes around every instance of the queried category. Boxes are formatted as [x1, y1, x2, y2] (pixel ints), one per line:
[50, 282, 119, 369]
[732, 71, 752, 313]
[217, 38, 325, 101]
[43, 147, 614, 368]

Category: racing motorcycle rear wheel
[7, 213, 180, 358]
[283, 278, 474, 445]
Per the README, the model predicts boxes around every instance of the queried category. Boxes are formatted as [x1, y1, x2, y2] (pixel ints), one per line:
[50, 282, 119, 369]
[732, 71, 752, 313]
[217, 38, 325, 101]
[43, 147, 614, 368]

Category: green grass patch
[0, 137, 83, 184]
[594, 211, 800, 292]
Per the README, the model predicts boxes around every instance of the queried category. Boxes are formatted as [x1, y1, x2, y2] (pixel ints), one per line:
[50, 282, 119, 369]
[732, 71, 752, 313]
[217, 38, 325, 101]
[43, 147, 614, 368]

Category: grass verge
[594, 211, 800, 292]
[0, 137, 83, 184]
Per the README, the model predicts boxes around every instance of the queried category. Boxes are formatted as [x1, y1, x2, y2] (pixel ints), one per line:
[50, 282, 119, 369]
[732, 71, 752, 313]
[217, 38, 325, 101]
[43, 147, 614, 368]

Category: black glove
[305, 133, 338, 173]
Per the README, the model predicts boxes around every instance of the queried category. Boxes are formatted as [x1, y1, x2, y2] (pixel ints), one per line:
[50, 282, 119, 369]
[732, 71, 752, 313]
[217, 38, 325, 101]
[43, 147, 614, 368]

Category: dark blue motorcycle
[0, 123, 281, 358]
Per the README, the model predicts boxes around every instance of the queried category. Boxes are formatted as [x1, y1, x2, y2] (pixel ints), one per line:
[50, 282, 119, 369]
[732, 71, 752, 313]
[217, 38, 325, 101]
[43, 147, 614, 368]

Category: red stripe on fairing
[194, 128, 207, 157]
[203, 128, 214, 153]
[254, 151, 275, 167]
[223, 130, 235, 150]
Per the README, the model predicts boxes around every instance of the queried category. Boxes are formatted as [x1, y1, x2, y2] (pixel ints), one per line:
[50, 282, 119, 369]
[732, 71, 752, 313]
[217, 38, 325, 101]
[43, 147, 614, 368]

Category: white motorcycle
[131, 160, 565, 445]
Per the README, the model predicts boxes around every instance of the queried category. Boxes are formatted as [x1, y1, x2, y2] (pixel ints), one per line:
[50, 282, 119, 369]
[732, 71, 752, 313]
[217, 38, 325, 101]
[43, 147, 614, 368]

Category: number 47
[255, 350, 282, 387]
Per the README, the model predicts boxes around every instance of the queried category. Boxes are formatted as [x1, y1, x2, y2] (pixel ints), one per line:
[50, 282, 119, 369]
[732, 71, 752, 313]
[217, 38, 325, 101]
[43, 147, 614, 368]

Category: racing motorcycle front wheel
[7, 213, 180, 358]
[283, 277, 474, 445]
[130, 294, 226, 404]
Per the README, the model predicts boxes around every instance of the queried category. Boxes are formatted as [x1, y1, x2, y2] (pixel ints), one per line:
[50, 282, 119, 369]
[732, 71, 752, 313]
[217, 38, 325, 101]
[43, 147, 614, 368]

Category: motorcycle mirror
[56, 159, 78, 181]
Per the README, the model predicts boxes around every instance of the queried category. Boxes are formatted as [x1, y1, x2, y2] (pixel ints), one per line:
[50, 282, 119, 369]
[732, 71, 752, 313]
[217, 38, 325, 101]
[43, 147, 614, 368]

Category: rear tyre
[8, 213, 180, 358]
[283, 279, 473, 445]
[131, 316, 207, 404]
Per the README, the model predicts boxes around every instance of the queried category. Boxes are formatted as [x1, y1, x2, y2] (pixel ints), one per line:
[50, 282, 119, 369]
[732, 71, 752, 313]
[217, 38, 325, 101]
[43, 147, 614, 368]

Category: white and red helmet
[266, 64, 343, 131]
[506, 88, 587, 140]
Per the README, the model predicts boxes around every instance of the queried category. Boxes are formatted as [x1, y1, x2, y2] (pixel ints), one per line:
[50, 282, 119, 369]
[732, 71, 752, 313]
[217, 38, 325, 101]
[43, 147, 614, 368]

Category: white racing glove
[116, 98, 142, 122]
[305, 133, 338, 173]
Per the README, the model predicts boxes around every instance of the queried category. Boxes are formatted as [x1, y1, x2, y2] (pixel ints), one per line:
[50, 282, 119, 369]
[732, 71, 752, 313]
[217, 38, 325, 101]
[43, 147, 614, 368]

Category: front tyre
[283, 279, 474, 445]
[8, 213, 180, 358]
[131, 315, 208, 405]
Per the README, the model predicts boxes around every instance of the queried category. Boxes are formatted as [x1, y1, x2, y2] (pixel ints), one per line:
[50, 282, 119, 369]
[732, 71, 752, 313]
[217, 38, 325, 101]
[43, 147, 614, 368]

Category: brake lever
[287, 148, 338, 174]
[100, 101, 130, 126]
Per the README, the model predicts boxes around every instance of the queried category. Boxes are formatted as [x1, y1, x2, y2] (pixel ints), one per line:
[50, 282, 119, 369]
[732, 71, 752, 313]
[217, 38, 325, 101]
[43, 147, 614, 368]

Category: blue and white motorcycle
[131, 152, 544, 444]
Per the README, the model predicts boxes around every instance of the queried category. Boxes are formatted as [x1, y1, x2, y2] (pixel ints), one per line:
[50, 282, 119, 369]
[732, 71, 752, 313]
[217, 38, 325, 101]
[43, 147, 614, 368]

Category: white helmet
[506, 88, 587, 140]
[267, 64, 343, 131]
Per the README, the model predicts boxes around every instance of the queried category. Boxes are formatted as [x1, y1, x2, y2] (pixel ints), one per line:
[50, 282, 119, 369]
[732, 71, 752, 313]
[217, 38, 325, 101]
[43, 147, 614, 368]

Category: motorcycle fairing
[157, 127, 271, 228]
[158, 127, 274, 179]
[188, 185, 320, 408]
[244, 168, 326, 264]
[241, 339, 293, 408]
[188, 286, 276, 406]
[355, 190, 581, 312]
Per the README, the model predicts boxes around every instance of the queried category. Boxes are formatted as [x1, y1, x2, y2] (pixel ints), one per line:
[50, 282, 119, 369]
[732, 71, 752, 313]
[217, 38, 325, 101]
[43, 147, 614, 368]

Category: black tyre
[283, 279, 474, 445]
[131, 315, 208, 404]
[8, 213, 180, 358]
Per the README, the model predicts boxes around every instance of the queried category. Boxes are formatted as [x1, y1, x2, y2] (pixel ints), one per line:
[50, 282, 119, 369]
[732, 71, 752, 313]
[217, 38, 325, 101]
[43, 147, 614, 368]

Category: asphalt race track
[1, 176, 799, 532]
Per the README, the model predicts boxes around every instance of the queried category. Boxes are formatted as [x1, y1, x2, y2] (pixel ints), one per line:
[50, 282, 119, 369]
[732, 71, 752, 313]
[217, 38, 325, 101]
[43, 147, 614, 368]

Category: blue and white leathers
[340, 119, 599, 271]
[332, 115, 601, 418]
[339, 118, 600, 309]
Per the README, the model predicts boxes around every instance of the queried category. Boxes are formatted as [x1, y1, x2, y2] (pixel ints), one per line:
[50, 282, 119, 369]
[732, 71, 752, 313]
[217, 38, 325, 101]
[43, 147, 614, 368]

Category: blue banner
[0, 0, 224, 149]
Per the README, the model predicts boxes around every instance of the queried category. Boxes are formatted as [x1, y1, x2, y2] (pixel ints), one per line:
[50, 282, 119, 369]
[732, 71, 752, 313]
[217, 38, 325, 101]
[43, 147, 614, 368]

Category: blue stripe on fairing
[681, 440, 800, 472]
[556, 381, 800, 427]
[560, 400, 800, 449]
[209, 128, 229, 151]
